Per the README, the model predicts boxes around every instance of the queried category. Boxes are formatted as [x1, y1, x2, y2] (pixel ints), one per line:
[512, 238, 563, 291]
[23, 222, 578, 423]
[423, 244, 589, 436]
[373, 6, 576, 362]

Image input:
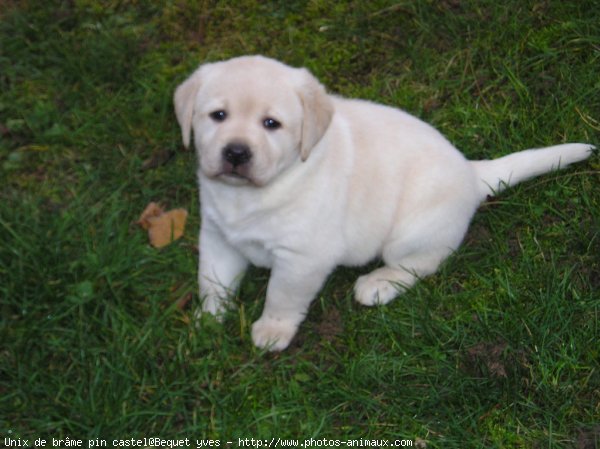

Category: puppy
[174, 55, 594, 351]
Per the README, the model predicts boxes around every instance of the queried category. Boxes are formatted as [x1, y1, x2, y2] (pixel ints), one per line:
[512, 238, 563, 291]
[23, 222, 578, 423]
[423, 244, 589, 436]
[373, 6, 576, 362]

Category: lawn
[1, 1, 599, 448]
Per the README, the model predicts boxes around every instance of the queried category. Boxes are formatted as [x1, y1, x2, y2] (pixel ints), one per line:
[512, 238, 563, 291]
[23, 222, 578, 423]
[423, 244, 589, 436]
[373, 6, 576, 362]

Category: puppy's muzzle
[223, 143, 252, 168]
[219, 142, 254, 183]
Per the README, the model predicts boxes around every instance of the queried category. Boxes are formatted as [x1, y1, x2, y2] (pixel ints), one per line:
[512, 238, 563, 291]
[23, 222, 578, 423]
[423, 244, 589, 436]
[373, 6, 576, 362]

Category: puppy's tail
[471, 143, 595, 199]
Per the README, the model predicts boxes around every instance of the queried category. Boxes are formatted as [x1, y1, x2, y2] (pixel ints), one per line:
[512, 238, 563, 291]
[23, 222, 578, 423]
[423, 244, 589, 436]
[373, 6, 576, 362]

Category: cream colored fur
[174, 55, 594, 351]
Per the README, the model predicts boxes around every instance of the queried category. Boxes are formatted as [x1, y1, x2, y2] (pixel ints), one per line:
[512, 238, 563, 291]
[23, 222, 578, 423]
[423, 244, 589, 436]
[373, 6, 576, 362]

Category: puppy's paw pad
[251, 317, 298, 351]
[354, 275, 399, 306]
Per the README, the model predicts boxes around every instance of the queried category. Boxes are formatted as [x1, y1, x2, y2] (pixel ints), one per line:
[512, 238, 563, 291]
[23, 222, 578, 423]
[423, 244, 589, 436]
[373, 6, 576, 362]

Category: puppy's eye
[263, 117, 282, 130]
[209, 110, 227, 122]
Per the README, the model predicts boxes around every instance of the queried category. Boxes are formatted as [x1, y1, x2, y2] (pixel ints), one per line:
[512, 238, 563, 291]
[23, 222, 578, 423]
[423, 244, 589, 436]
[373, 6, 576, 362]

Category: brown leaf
[137, 203, 188, 248]
[136, 202, 164, 230]
[148, 209, 188, 248]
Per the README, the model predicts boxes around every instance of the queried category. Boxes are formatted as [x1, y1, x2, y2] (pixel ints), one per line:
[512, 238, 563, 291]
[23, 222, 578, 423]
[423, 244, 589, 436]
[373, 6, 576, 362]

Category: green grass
[1, 1, 599, 447]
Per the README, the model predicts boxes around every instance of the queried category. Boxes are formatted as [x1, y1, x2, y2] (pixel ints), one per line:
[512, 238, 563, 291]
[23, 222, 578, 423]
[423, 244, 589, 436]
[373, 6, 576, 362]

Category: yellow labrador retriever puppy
[174, 55, 594, 351]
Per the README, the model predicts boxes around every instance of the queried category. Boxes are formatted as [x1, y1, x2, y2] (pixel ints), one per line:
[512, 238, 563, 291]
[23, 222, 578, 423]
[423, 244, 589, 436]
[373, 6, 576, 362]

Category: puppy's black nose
[223, 143, 252, 167]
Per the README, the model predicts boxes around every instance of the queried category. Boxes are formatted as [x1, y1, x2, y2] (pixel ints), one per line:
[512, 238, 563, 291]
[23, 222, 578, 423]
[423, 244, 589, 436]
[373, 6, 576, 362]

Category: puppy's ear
[297, 69, 334, 161]
[173, 65, 208, 148]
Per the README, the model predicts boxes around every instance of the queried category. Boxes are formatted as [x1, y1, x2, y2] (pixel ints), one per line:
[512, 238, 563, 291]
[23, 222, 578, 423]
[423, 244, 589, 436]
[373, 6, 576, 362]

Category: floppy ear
[173, 65, 207, 148]
[297, 69, 334, 161]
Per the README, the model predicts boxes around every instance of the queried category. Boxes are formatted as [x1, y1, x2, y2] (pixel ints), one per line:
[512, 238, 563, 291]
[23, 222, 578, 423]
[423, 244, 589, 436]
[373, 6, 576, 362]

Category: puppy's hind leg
[354, 208, 473, 306]
[355, 186, 479, 306]
[354, 250, 449, 306]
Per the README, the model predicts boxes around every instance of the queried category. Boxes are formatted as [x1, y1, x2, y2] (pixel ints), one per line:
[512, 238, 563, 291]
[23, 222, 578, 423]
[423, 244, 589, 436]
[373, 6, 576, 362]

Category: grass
[1, 1, 598, 447]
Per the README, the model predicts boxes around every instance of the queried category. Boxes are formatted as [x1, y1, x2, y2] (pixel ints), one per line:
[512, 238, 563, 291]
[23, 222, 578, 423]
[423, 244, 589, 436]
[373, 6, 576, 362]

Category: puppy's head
[174, 55, 333, 186]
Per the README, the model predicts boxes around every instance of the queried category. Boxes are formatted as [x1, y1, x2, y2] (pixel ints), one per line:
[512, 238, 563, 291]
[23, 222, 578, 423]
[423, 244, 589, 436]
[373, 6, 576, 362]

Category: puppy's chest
[222, 220, 282, 268]
[204, 203, 287, 269]
[236, 239, 274, 268]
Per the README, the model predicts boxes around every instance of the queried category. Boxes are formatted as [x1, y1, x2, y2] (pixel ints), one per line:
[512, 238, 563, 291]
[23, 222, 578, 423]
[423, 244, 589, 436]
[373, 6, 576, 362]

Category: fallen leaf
[136, 202, 164, 230]
[137, 202, 188, 248]
[147, 209, 188, 248]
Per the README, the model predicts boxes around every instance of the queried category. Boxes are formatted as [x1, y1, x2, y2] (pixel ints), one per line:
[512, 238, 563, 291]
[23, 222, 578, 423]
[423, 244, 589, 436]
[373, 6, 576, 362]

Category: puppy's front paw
[251, 316, 298, 351]
[196, 295, 229, 320]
